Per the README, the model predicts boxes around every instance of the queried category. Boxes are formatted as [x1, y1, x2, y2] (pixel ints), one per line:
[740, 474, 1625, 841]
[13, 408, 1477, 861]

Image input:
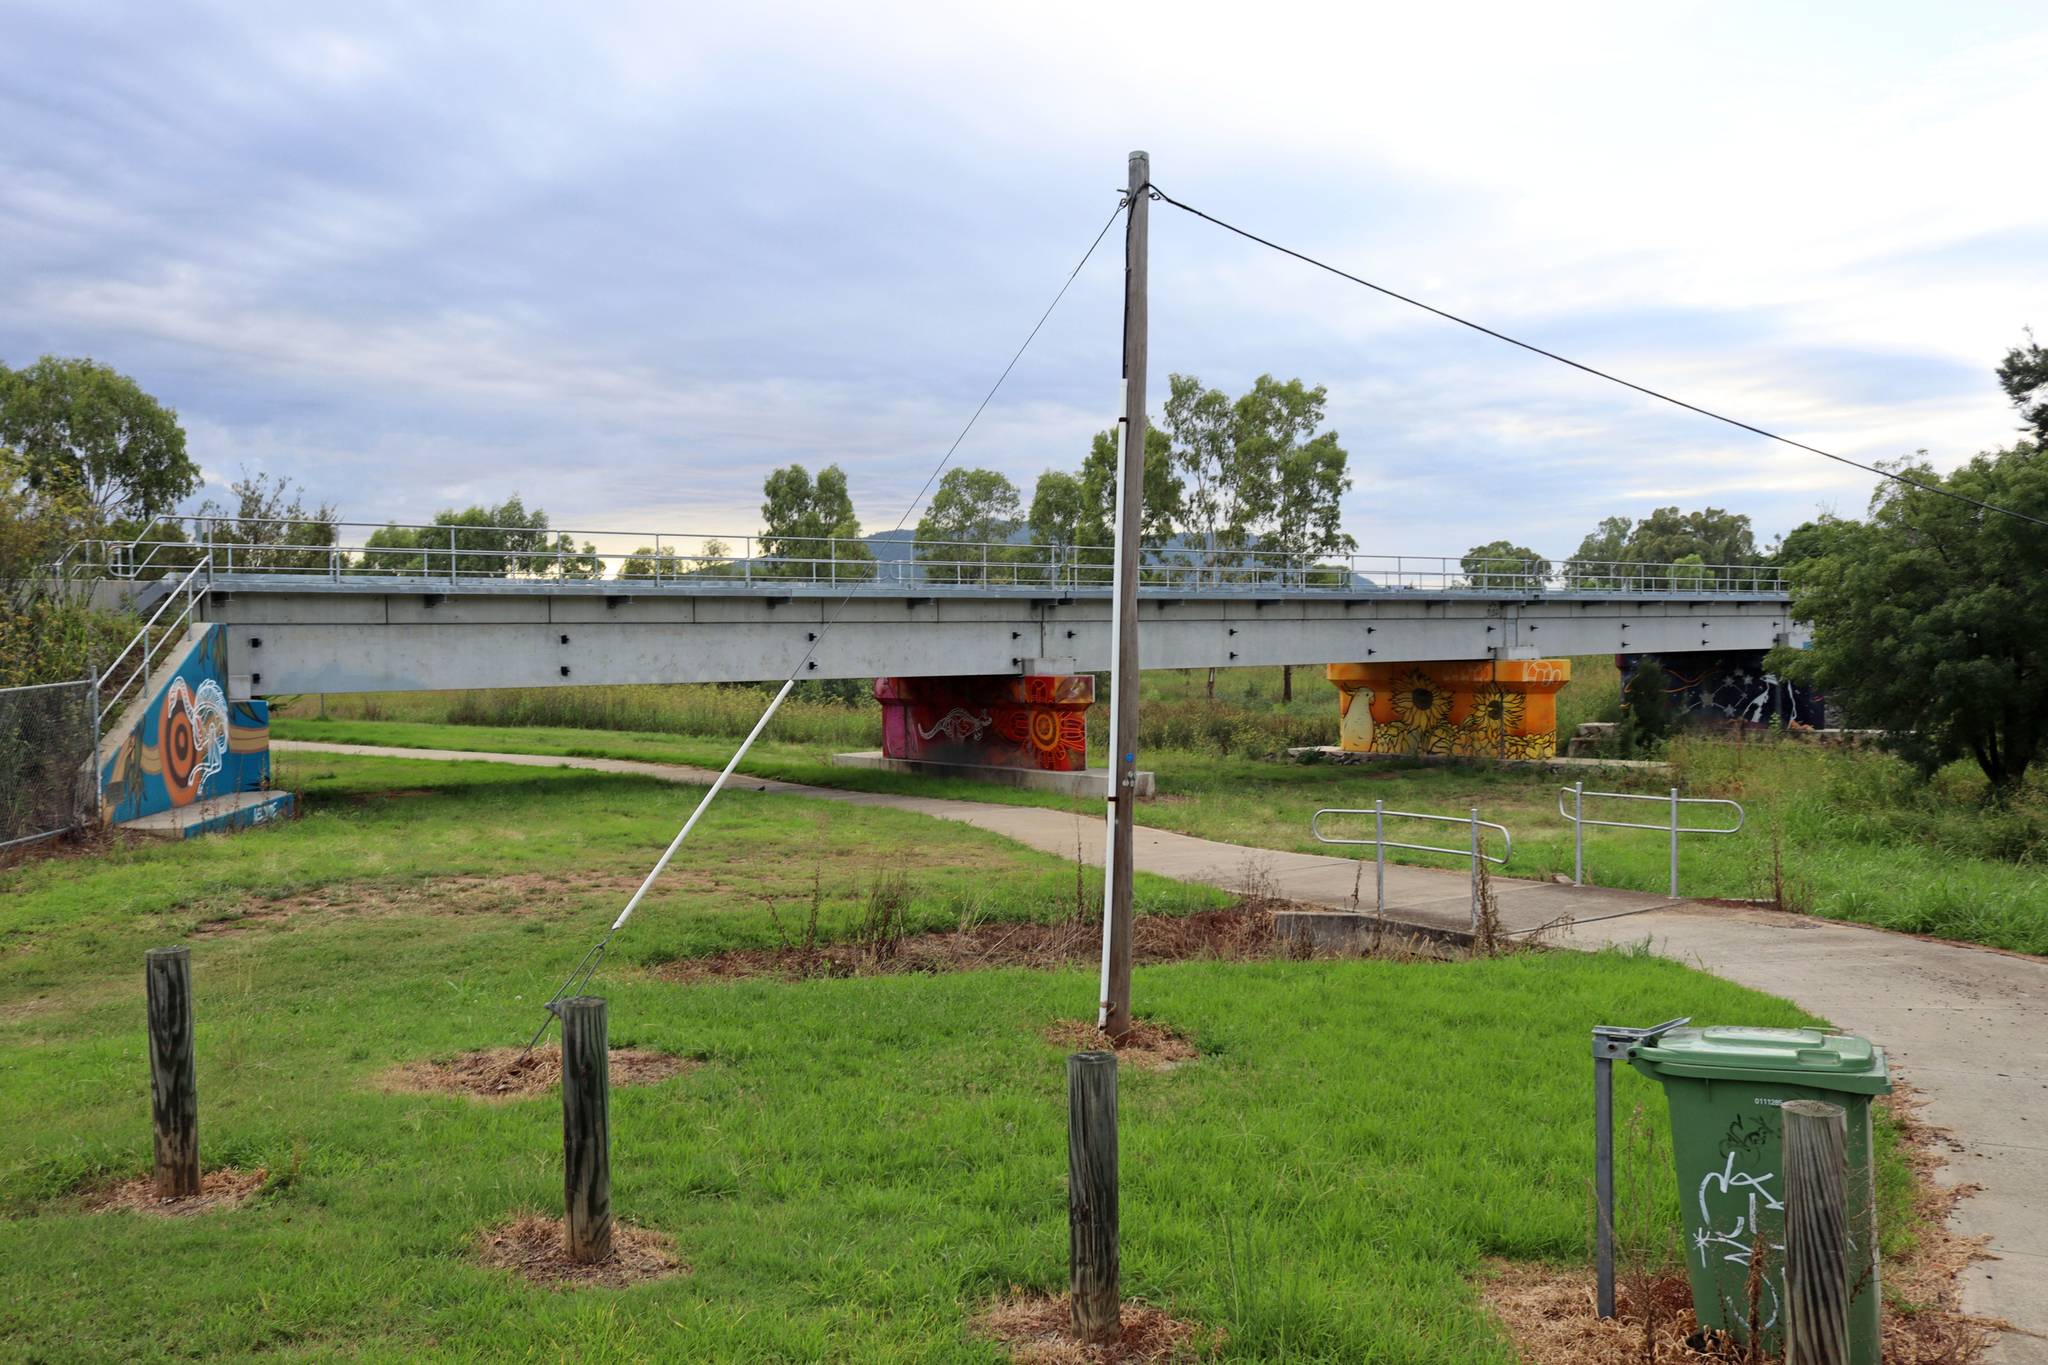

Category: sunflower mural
[1325, 659, 1570, 760]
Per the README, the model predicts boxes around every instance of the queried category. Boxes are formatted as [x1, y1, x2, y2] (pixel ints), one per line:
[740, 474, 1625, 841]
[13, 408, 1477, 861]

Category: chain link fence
[0, 676, 99, 852]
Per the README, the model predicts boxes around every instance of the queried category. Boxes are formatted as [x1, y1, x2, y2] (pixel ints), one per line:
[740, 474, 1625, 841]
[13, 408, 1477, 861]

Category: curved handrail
[1311, 806, 1512, 865]
[1554, 785, 1745, 836]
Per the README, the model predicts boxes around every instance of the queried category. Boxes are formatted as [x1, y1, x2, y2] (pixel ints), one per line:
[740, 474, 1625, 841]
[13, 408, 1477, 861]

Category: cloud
[0, 0, 2043, 562]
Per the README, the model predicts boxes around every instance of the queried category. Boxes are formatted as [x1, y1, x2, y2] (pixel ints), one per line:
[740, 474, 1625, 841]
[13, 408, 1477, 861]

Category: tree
[1164, 373, 1247, 568]
[1461, 539, 1550, 588]
[1997, 332, 2048, 444]
[194, 469, 339, 572]
[1775, 442, 2047, 791]
[545, 532, 605, 579]
[1566, 507, 1759, 587]
[0, 356, 197, 524]
[617, 546, 682, 580]
[759, 463, 873, 581]
[916, 467, 1020, 584]
[1164, 373, 1352, 585]
[1619, 656, 1674, 755]
[1027, 470, 1087, 548]
[359, 495, 559, 577]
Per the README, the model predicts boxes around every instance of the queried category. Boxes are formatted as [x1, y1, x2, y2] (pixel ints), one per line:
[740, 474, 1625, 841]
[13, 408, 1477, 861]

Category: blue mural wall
[1619, 650, 1824, 728]
[101, 625, 273, 825]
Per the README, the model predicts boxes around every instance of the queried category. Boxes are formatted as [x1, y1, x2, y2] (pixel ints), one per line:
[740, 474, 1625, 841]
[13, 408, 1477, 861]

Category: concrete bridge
[86, 520, 1800, 694]
[70, 522, 1806, 826]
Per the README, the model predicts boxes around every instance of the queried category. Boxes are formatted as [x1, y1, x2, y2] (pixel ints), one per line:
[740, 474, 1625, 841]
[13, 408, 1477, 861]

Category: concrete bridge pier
[833, 668, 1156, 799]
[1325, 659, 1573, 758]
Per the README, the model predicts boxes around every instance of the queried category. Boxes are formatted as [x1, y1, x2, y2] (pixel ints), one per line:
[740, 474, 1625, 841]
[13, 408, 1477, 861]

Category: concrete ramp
[97, 624, 291, 835]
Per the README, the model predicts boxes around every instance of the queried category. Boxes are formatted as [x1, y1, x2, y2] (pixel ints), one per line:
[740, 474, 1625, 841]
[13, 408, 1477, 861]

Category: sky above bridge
[4, 2, 2046, 558]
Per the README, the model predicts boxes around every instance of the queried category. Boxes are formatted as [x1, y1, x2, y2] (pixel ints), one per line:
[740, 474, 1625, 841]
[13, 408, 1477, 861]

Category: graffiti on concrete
[876, 674, 1091, 771]
[102, 626, 273, 824]
[1621, 651, 1823, 727]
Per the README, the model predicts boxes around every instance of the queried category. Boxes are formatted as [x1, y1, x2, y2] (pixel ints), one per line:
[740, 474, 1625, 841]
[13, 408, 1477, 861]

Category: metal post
[1098, 149, 1148, 1043]
[1573, 781, 1585, 886]
[744, 536, 752, 585]
[88, 671, 104, 824]
[1669, 786, 1681, 898]
[830, 536, 837, 587]
[1469, 804, 1481, 931]
[448, 526, 456, 582]
[1594, 1041, 1615, 1318]
[1373, 799, 1386, 914]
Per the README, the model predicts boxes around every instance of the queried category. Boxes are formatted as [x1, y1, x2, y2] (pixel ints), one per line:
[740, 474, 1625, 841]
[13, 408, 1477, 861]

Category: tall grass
[292, 683, 881, 748]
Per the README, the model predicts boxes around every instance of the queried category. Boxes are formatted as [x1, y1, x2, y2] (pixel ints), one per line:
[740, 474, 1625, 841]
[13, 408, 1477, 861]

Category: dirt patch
[379, 1045, 697, 1101]
[190, 869, 669, 936]
[475, 1214, 686, 1289]
[973, 1291, 1217, 1364]
[84, 1167, 266, 1216]
[1480, 1087, 1999, 1364]
[659, 907, 1279, 983]
[1043, 1019, 1199, 1072]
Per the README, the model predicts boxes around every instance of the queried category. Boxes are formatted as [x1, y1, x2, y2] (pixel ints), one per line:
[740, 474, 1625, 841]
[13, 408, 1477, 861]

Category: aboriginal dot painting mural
[874, 674, 1092, 772]
[1325, 659, 1572, 759]
[1619, 651, 1823, 728]
[101, 626, 274, 824]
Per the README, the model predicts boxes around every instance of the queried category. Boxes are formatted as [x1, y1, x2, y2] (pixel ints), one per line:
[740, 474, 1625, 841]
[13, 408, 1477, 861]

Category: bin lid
[1630, 1026, 1890, 1094]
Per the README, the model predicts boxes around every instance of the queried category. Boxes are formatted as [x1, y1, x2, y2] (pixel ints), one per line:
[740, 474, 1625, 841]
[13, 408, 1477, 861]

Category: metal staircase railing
[96, 555, 212, 730]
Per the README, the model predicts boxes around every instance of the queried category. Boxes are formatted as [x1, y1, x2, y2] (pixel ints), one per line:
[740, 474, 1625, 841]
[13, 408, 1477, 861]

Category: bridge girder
[199, 580, 1802, 694]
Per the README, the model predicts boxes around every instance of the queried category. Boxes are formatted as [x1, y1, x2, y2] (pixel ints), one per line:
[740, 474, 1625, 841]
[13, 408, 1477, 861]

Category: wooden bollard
[145, 946, 200, 1198]
[559, 997, 612, 1263]
[1783, 1099, 1850, 1365]
[1067, 1050, 1119, 1344]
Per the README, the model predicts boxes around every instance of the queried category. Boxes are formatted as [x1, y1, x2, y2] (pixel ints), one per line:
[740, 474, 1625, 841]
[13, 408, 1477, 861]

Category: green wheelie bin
[1629, 1026, 1890, 1364]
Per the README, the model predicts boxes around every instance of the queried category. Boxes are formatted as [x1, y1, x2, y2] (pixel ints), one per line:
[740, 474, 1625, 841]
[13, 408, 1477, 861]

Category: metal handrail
[1311, 802, 1511, 931]
[1557, 783, 1746, 898]
[66, 525, 1788, 597]
[96, 555, 211, 727]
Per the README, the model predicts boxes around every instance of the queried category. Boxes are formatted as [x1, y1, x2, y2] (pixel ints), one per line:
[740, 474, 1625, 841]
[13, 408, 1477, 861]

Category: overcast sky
[4, 2, 2044, 559]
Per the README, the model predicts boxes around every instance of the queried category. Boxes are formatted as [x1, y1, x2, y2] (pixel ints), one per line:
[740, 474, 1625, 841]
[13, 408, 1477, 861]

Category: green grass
[0, 754, 1918, 1361]
[272, 710, 2048, 956]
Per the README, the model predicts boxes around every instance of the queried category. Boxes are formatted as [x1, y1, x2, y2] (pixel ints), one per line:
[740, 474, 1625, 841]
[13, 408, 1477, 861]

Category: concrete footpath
[277, 739, 2048, 1358]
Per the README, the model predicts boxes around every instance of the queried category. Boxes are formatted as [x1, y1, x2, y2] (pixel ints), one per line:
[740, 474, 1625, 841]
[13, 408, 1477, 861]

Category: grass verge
[0, 754, 1930, 1360]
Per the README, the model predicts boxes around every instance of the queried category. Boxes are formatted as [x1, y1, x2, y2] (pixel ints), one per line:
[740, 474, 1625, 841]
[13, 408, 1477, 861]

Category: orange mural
[875, 673, 1093, 771]
[1325, 659, 1572, 759]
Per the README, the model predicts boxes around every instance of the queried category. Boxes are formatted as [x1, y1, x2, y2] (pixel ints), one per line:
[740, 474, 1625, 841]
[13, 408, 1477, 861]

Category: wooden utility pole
[1099, 149, 1149, 1042]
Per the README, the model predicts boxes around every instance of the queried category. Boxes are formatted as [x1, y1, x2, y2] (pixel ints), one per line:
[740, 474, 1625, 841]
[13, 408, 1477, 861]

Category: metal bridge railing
[96, 556, 212, 729]
[1558, 783, 1745, 898]
[64, 516, 1787, 597]
[1311, 802, 1512, 931]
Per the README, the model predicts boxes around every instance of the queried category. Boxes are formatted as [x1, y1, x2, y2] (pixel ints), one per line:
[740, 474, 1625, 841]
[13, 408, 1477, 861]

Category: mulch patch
[973, 1291, 1217, 1364]
[1043, 1019, 1199, 1072]
[1481, 1087, 2001, 1364]
[658, 907, 1279, 983]
[380, 1045, 697, 1101]
[83, 1167, 266, 1216]
[475, 1214, 686, 1289]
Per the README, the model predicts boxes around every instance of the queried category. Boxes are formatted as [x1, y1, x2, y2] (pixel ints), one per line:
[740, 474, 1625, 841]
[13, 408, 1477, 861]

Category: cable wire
[523, 195, 1128, 1049]
[1147, 185, 2048, 530]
